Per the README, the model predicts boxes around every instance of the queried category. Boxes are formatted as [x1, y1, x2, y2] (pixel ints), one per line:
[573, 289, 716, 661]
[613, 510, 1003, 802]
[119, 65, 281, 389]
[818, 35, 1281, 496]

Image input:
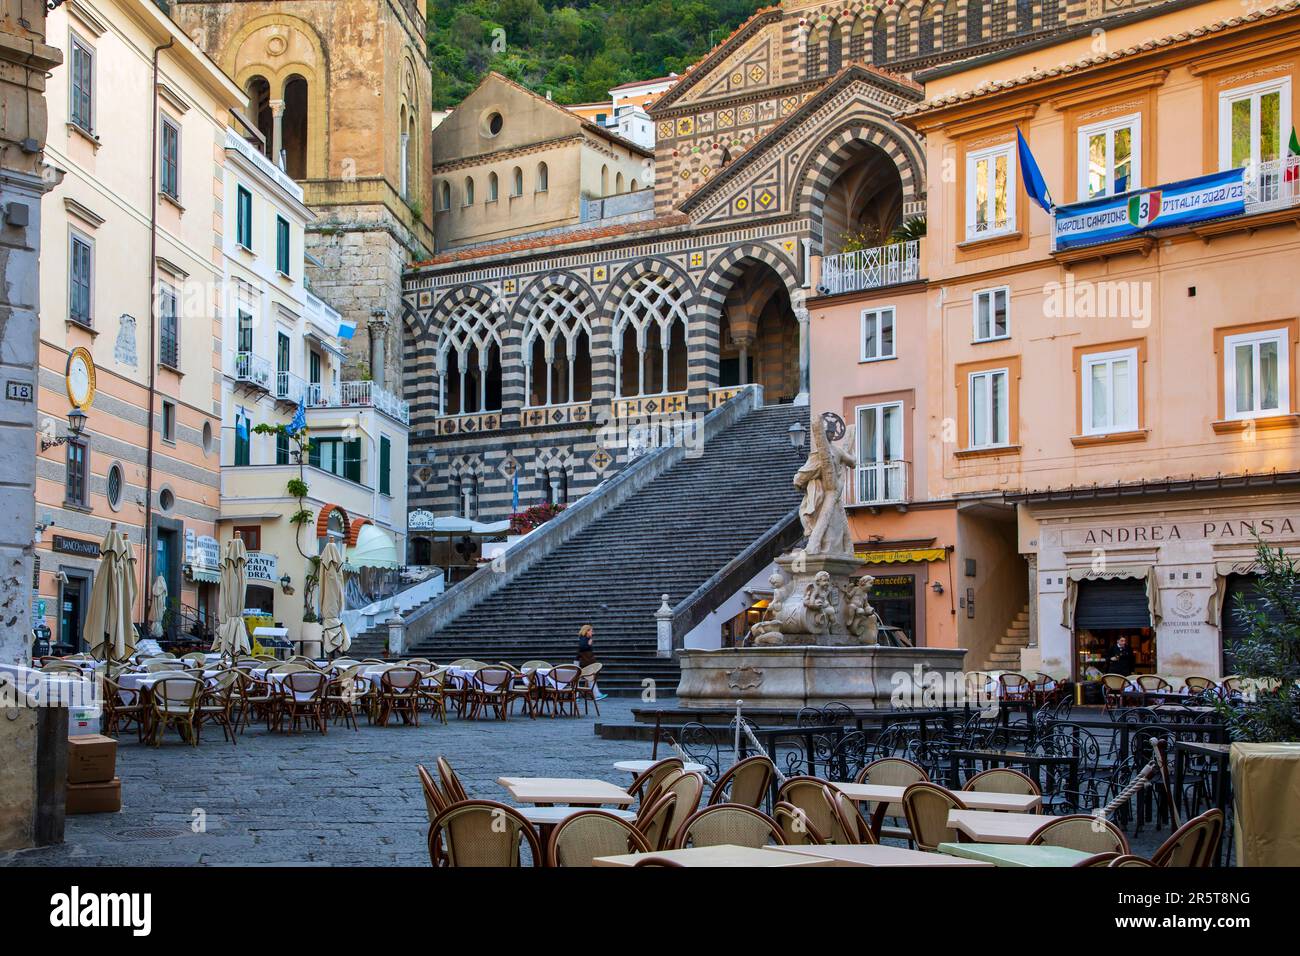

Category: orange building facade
[810, 0, 1300, 679]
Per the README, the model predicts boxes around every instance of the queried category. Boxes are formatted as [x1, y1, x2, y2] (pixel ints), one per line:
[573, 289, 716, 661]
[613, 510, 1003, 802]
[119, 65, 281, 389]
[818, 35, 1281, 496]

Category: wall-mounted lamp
[279, 574, 294, 595]
[40, 408, 87, 451]
[788, 422, 806, 450]
[931, 581, 944, 595]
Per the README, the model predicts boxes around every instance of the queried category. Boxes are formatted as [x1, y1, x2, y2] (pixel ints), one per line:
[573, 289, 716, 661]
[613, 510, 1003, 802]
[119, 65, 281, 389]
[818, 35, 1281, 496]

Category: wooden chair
[707, 755, 775, 809]
[856, 757, 928, 842]
[660, 771, 705, 849]
[773, 801, 827, 845]
[149, 676, 203, 746]
[1136, 675, 1172, 692]
[543, 664, 582, 717]
[671, 804, 786, 849]
[436, 755, 470, 803]
[998, 672, 1033, 702]
[1182, 676, 1217, 694]
[467, 666, 514, 720]
[1101, 673, 1129, 711]
[428, 800, 541, 867]
[520, 659, 551, 670]
[634, 790, 679, 851]
[280, 670, 328, 735]
[377, 667, 421, 726]
[416, 764, 449, 822]
[628, 757, 683, 807]
[776, 777, 845, 844]
[324, 664, 366, 730]
[180, 652, 207, 667]
[963, 767, 1042, 810]
[547, 810, 651, 866]
[417, 667, 449, 724]
[102, 678, 146, 743]
[1028, 814, 1130, 855]
[235, 671, 280, 734]
[577, 663, 603, 715]
[195, 670, 239, 744]
[1151, 809, 1223, 867]
[830, 787, 876, 844]
[901, 782, 967, 852]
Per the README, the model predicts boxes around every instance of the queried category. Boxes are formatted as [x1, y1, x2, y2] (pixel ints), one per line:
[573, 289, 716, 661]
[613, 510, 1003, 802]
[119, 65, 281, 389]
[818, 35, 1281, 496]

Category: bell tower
[172, 0, 434, 389]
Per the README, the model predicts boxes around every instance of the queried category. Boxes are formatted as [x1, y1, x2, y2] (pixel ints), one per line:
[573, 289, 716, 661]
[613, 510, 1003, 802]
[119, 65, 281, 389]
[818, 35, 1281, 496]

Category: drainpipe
[142, 37, 175, 628]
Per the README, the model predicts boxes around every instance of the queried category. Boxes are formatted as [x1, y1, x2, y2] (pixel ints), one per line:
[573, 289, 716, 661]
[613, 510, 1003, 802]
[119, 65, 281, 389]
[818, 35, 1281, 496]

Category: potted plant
[299, 606, 323, 659]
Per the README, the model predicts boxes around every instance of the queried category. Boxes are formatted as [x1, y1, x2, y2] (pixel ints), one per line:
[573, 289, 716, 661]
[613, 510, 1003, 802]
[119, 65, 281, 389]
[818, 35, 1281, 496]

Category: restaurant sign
[245, 551, 278, 582]
[1053, 168, 1245, 250]
[52, 534, 101, 558]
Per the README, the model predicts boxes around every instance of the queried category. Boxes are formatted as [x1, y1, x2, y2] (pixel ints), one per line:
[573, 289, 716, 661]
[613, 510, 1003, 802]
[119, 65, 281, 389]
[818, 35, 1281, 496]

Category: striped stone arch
[514, 270, 599, 322]
[795, 117, 926, 253]
[430, 283, 506, 416]
[513, 272, 600, 408]
[600, 257, 697, 404]
[400, 295, 437, 428]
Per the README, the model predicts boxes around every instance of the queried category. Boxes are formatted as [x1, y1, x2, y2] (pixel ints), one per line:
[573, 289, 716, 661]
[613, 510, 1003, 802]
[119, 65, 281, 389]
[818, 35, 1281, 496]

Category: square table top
[938, 841, 1094, 867]
[593, 845, 833, 867]
[768, 844, 993, 867]
[517, 806, 638, 826]
[833, 782, 1041, 813]
[497, 776, 634, 806]
[947, 809, 1046, 844]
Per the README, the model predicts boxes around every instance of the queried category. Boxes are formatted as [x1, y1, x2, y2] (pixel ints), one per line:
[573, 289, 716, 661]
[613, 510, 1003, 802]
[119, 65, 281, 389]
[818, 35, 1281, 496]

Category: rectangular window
[1081, 348, 1138, 434]
[277, 332, 290, 374]
[236, 186, 253, 249]
[161, 400, 176, 443]
[275, 430, 289, 465]
[309, 351, 321, 385]
[969, 368, 1010, 448]
[312, 438, 362, 483]
[160, 115, 180, 200]
[1220, 79, 1291, 172]
[276, 216, 290, 275]
[234, 412, 250, 466]
[973, 287, 1009, 342]
[65, 440, 88, 507]
[860, 307, 896, 362]
[70, 34, 94, 132]
[232, 526, 261, 551]
[160, 285, 179, 369]
[1224, 328, 1289, 419]
[69, 231, 93, 327]
[379, 435, 391, 496]
[855, 402, 905, 504]
[1079, 114, 1140, 199]
[966, 142, 1016, 240]
[237, 310, 253, 353]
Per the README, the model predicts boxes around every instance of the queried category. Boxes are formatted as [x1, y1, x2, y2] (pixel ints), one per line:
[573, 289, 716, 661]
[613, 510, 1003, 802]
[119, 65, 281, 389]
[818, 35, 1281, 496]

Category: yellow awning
[856, 548, 947, 565]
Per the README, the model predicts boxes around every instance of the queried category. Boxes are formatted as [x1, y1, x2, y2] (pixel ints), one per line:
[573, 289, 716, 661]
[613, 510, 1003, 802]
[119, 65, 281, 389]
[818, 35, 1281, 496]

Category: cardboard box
[67, 734, 117, 785]
[66, 777, 121, 815]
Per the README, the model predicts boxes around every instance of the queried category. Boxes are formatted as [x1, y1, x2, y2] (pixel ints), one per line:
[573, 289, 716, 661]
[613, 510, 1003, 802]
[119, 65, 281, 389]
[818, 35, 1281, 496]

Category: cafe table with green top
[938, 842, 1095, 867]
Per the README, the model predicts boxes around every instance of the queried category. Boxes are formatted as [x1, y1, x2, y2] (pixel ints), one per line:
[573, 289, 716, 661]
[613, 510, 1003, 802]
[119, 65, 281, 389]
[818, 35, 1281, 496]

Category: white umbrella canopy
[84, 528, 138, 662]
[319, 541, 350, 655]
[214, 537, 250, 657]
[149, 575, 168, 638]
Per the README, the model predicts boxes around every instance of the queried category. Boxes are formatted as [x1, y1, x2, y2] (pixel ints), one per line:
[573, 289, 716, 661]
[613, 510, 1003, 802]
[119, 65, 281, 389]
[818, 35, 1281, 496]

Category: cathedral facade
[400, 0, 1163, 534]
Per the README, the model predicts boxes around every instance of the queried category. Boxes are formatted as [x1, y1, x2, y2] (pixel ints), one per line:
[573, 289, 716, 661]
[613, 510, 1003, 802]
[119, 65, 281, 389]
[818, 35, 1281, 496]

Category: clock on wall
[66, 347, 97, 410]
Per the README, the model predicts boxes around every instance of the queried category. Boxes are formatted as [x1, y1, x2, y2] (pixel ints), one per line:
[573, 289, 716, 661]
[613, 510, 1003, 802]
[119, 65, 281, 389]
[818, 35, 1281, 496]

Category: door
[856, 402, 905, 504]
[59, 576, 85, 653]
[154, 527, 181, 639]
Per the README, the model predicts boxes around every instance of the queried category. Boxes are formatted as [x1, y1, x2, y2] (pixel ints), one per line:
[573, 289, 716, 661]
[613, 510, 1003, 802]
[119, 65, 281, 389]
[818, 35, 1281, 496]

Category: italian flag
[1288, 126, 1300, 181]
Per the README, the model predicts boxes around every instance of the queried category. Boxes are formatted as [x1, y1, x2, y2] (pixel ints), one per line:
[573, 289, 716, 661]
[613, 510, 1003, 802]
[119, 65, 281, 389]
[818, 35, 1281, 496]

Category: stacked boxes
[65, 734, 121, 814]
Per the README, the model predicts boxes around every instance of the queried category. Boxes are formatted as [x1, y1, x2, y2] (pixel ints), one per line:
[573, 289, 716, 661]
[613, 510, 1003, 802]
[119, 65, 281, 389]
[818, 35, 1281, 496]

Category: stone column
[655, 594, 673, 658]
[795, 307, 810, 405]
[368, 311, 389, 389]
[270, 99, 286, 169]
[732, 332, 753, 386]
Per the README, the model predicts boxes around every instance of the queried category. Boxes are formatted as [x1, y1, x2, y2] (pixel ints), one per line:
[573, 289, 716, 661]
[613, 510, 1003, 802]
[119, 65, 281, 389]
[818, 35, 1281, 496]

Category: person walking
[577, 624, 607, 700]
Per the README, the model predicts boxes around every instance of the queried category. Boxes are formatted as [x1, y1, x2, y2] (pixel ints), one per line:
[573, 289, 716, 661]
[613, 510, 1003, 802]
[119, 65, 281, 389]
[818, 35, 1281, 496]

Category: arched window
[630, 178, 640, 190]
[616, 171, 625, 193]
[828, 21, 844, 73]
[967, 0, 985, 43]
[440, 181, 451, 210]
[920, 5, 938, 53]
[613, 273, 690, 397]
[437, 300, 503, 415]
[513, 166, 524, 196]
[991, 0, 1007, 39]
[1042, 0, 1060, 27]
[282, 74, 308, 180]
[600, 164, 609, 196]
[872, 11, 888, 62]
[523, 287, 593, 407]
[849, 17, 866, 60]
[806, 25, 822, 77]
[488, 171, 499, 202]
[896, 9, 912, 57]
[537, 161, 549, 191]
[944, 5, 959, 46]
[400, 104, 410, 197]
[1016, 0, 1033, 32]
[464, 176, 475, 205]
[247, 76, 273, 161]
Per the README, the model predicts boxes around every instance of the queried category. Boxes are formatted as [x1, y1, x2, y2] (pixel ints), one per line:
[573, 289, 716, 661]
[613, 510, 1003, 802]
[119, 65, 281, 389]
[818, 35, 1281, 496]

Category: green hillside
[427, 0, 766, 109]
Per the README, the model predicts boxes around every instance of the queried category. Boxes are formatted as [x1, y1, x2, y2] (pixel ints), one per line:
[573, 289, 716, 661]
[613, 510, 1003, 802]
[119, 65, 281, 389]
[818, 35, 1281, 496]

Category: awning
[346, 524, 400, 569]
[856, 548, 947, 565]
[186, 565, 220, 584]
[408, 515, 511, 536]
[1061, 565, 1162, 630]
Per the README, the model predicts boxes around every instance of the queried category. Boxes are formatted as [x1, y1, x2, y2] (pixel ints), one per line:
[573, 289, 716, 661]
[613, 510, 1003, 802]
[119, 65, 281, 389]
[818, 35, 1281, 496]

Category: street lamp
[788, 421, 806, 450]
[40, 408, 87, 451]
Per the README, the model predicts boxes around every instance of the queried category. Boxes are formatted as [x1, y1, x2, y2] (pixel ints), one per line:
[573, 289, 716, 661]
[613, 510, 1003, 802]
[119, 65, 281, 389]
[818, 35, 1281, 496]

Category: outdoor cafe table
[946, 748, 1079, 796]
[497, 776, 635, 807]
[947, 809, 1046, 845]
[613, 759, 710, 776]
[593, 845, 834, 867]
[938, 842, 1093, 867]
[834, 782, 1040, 839]
[768, 844, 993, 867]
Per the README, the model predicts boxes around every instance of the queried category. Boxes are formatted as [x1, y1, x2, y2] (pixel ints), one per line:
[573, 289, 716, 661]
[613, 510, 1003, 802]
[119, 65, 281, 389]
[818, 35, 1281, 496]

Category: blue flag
[1016, 126, 1054, 214]
[287, 400, 306, 436]
[235, 411, 249, 442]
[511, 472, 519, 511]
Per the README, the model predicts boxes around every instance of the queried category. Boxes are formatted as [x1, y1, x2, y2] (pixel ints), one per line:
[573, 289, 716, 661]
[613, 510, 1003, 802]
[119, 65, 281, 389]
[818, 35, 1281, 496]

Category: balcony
[818, 240, 920, 296]
[274, 370, 308, 404]
[1244, 157, 1300, 214]
[850, 461, 908, 507]
[306, 379, 410, 426]
[234, 351, 272, 391]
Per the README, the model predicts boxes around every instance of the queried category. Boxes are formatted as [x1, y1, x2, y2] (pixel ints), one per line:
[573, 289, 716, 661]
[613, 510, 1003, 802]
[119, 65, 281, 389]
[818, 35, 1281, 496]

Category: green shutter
[379, 436, 391, 496]
[345, 439, 361, 484]
[276, 431, 289, 465]
[308, 439, 321, 470]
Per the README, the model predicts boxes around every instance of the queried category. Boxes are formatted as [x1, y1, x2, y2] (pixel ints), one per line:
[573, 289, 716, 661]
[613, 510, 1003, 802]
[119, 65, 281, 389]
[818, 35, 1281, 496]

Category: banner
[245, 551, 278, 582]
[1053, 168, 1246, 250]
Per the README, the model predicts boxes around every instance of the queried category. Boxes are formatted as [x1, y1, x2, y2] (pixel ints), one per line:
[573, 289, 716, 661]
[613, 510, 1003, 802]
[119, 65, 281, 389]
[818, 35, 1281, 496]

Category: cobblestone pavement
[4, 697, 648, 867]
[3, 696, 1181, 866]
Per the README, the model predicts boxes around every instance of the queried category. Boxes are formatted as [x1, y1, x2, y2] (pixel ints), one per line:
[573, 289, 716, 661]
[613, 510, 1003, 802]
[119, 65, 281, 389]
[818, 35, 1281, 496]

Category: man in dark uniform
[1107, 634, 1136, 675]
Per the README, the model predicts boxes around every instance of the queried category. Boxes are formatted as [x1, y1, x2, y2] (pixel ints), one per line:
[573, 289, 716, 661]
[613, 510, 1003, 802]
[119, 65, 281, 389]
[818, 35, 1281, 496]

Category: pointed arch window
[806, 26, 823, 77]
[968, 0, 985, 43]
[828, 22, 844, 73]
[872, 12, 888, 63]
[523, 287, 593, 407]
[437, 300, 503, 415]
[896, 10, 912, 58]
[513, 166, 524, 197]
[488, 171, 499, 202]
[537, 162, 549, 192]
[464, 176, 475, 206]
[613, 273, 690, 398]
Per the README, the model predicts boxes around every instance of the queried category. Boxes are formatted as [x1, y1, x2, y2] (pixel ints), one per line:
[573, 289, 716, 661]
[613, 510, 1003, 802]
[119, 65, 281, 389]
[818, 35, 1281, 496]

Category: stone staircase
[353, 402, 809, 694]
[982, 604, 1031, 671]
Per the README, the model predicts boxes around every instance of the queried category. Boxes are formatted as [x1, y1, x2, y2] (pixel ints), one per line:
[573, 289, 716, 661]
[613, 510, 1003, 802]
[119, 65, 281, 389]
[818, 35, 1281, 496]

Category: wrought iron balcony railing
[818, 240, 920, 296]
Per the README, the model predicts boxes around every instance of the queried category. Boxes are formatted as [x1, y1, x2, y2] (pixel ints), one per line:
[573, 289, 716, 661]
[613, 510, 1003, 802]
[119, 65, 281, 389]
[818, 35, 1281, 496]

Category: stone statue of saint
[794, 415, 856, 557]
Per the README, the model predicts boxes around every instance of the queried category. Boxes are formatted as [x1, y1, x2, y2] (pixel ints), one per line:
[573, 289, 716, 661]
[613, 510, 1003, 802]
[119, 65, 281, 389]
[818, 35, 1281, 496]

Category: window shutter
[379, 436, 391, 496]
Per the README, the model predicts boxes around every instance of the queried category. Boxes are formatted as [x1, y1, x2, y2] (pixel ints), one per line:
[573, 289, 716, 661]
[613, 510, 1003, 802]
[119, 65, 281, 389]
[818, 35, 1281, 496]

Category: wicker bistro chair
[149, 676, 204, 746]
[428, 800, 542, 867]
[672, 804, 787, 849]
[776, 777, 849, 845]
[1074, 852, 1122, 867]
[856, 757, 929, 842]
[634, 791, 679, 851]
[436, 756, 471, 803]
[1183, 676, 1217, 694]
[708, 755, 775, 809]
[998, 672, 1034, 703]
[1028, 815, 1131, 855]
[773, 802, 828, 845]
[102, 678, 147, 743]
[1110, 854, 1157, 867]
[660, 772, 706, 849]
[235, 671, 281, 734]
[324, 665, 367, 730]
[831, 788, 877, 844]
[468, 666, 513, 720]
[578, 663, 603, 716]
[1101, 674, 1130, 711]
[417, 764, 450, 822]
[547, 810, 652, 866]
[542, 664, 582, 717]
[417, 667, 449, 724]
[628, 757, 683, 806]
[1151, 809, 1224, 867]
[278, 671, 329, 735]
[195, 670, 239, 744]
[901, 782, 968, 852]
[1136, 674, 1173, 692]
[377, 667, 422, 727]
[963, 768, 1042, 808]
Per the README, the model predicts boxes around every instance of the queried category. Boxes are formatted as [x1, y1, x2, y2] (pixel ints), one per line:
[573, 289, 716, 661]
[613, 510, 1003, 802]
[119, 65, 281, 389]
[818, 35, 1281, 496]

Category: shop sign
[195, 535, 220, 571]
[245, 551, 278, 582]
[52, 534, 100, 558]
[1073, 517, 1298, 547]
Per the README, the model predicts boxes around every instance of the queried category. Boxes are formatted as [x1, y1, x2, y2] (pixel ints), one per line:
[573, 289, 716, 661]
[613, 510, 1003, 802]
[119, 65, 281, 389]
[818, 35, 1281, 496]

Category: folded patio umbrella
[84, 528, 138, 663]
[214, 537, 250, 657]
[319, 541, 350, 655]
[149, 575, 168, 638]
